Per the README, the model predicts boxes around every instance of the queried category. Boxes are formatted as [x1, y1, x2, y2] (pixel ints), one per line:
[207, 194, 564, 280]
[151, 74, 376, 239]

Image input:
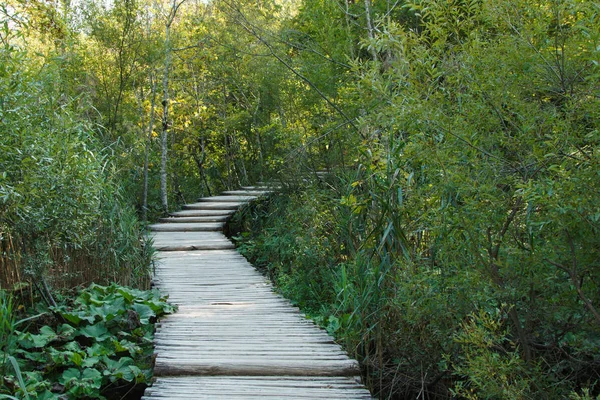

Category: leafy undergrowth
[233, 187, 600, 400]
[1, 284, 175, 399]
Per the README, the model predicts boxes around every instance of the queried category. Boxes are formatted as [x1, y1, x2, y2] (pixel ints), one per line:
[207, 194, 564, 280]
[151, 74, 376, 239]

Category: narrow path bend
[142, 186, 372, 399]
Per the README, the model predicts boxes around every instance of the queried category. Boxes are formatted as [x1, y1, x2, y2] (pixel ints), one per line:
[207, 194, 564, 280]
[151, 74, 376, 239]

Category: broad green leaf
[132, 303, 155, 323]
[59, 368, 80, 384]
[82, 356, 101, 368]
[77, 323, 110, 341]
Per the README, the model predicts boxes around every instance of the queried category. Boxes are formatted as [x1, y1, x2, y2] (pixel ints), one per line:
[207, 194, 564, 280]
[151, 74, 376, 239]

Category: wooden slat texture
[149, 222, 224, 232]
[240, 185, 281, 190]
[222, 190, 271, 196]
[143, 376, 371, 399]
[169, 209, 235, 217]
[159, 216, 229, 223]
[183, 202, 244, 210]
[197, 195, 258, 202]
[144, 191, 371, 399]
[151, 232, 235, 251]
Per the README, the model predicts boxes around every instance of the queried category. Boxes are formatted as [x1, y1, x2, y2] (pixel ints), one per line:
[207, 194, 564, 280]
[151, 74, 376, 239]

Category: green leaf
[20, 325, 57, 348]
[71, 352, 83, 367]
[86, 343, 112, 357]
[103, 356, 142, 382]
[82, 356, 101, 368]
[63, 340, 82, 352]
[132, 303, 155, 323]
[77, 323, 110, 341]
[59, 310, 95, 326]
[82, 368, 103, 384]
[59, 368, 81, 385]
[57, 323, 77, 340]
[116, 287, 135, 303]
[16, 349, 46, 363]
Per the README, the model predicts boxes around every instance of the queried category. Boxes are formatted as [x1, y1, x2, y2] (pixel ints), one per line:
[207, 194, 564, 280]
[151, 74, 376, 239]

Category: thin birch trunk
[160, 0, 186, 213]
[364, 0, 378, 62]
[143, 72, 157, 222]
[160, 18, 171, 214]
[345, 0, 355, 59]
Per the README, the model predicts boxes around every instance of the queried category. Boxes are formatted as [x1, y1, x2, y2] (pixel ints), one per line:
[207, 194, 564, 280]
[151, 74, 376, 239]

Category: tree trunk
[143, 71, 157, 222]
[160, 17, 172, 214]
[364, 0, 378, 62]
[160, 0, 187, 214]
[345, 0, 355, 59]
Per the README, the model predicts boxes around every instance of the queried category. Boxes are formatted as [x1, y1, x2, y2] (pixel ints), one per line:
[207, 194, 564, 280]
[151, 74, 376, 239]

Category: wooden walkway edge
[142, 187, 372, 399]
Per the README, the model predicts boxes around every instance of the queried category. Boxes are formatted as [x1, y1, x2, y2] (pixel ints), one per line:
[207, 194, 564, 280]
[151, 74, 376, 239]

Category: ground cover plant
[0, 284, 174, 399]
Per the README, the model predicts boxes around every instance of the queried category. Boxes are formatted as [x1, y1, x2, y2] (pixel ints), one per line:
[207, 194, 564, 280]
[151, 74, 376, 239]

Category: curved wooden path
[142, 186, 372, 399]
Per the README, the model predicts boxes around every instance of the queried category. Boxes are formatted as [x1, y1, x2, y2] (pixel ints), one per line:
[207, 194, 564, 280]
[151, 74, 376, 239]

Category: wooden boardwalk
[142, 187, 372, 399]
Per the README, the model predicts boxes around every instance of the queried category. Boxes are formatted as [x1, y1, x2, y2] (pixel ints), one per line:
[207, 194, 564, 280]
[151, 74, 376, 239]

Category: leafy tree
[235, 0, 600, 397]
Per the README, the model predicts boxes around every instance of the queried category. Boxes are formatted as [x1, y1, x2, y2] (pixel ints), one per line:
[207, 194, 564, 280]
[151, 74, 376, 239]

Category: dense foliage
[231, 0, 600, 398]
[0, 1, 153, 292]
[0, 284, 174, 399]
[1, 0, 599, 398]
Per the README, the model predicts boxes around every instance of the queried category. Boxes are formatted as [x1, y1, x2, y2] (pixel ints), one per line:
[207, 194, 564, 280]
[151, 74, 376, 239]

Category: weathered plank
[197, 195, 257, 202]
[153, 359, 360, 377]
[150, 232, 234, 251]
[169, 209, 235, 217]
[222, 190, 271, 196]
[159, 215, 229, 223]
[143, 188, 371, 399]
[148, 222, 224, 232]
[183, 201, 245, 210]
[143, 376, 371, 400]
[240, 186, 281, 190]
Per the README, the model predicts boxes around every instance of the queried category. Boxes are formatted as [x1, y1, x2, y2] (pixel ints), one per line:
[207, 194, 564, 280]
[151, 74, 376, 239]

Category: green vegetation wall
[232, 0, 600, 398]
[0, 2, 152, 292]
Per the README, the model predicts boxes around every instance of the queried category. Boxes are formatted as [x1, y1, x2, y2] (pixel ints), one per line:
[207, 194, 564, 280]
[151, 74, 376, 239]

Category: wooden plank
[153, 243, 235, 251]
[197, 195, 258, 202]
[256, 181, 282, 187]
[153, 342, 344, 350]
[155, 250, 245, 261]
[222, 190, 271, 196]
[150, 231, 234, 251]
[153, 351, 347, 359]
[159, 216, 229, 223]
[240, 186, 279, 190]
[183, 202, 245, 210]
[169, 209, 235, 217]
[154, 329, 335, 338]
[153, 358, 360, 377]
[146, 388, 369, 396]
[149, 376, 366, 388]
[144, 381, 373, 400]
[149, 222, 224, 232]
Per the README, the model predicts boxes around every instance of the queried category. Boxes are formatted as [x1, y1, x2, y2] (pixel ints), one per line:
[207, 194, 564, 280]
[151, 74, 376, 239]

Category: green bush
[0, 32, 151, 290]
[0, 284, 175, 399]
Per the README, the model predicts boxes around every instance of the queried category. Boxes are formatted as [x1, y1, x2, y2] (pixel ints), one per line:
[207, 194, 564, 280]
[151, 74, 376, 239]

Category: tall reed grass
[0, 192, 153, 294]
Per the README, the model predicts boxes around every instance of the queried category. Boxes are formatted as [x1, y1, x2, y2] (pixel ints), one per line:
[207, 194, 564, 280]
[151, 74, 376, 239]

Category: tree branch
[223, 0, 359, 132]
[545, 236, 600, 327]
